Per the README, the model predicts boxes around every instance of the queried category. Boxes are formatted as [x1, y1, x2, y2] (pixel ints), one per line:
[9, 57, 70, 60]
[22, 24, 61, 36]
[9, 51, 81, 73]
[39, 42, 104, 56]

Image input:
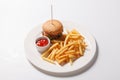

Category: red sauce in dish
[36, 38, 48, 46]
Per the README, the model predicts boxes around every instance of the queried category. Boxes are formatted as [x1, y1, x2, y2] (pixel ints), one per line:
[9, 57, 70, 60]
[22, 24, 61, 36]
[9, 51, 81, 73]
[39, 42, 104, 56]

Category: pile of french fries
[41, 29, 87, 66]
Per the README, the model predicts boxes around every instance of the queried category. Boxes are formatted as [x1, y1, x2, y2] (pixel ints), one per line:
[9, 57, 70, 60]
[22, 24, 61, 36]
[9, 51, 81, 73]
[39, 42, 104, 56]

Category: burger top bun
[42, 19, 63, 36]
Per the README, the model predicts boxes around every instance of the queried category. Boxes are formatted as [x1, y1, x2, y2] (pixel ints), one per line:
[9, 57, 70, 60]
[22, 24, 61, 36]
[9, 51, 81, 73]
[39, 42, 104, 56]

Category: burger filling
[42, 31, 62, 40]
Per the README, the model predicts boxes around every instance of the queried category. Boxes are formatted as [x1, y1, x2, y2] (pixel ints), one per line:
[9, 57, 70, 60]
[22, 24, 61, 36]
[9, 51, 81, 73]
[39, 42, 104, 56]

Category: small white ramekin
[35, 36, 50, 53]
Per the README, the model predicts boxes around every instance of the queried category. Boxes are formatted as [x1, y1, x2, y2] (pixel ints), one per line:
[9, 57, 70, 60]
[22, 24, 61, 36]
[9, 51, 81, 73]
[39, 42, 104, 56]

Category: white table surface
[0, 0, 120, 80]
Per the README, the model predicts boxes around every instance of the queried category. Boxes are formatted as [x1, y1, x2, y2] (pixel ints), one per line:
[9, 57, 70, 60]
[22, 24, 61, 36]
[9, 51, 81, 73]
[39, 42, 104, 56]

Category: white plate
[24, 21, 96, 76]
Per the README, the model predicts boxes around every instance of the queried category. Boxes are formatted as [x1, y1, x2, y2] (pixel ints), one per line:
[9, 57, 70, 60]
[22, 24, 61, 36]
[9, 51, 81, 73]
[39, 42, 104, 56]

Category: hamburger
[42, 19, 63, 39]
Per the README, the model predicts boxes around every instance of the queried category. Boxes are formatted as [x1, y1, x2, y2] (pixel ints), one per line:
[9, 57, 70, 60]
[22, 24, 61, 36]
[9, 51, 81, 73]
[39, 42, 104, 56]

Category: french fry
[51, 40, 64, 43]
[65, 50, 75, 54]
[56, 47, 68, 58]
[64, 34, 70, 46]
[47, 51, 53, 59]
[79, 43, 83, 56]
[68, 45, 74, 50]
[41, 29, 87, 66]
[69, 54, 76, 59]
[48, 43, 59, 51]
[42, 57, 55, 64]
[49, 49, 57, 60]
[57, 58, 68, 66]
[70, 35, 80, 39]
[70, 33, 80, 36]
[71, 29, 79, 34]
[57, 54, 68, 60]
[41, 50, 50, 57]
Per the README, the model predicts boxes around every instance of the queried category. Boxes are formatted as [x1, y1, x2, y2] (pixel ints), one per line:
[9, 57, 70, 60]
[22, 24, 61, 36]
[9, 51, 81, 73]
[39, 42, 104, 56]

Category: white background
[0, 0, 120, 80]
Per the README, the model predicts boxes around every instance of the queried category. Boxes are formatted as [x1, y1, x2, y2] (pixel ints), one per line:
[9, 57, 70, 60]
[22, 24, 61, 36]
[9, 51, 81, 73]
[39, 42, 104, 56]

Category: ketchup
[36, 38, 48, 46]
